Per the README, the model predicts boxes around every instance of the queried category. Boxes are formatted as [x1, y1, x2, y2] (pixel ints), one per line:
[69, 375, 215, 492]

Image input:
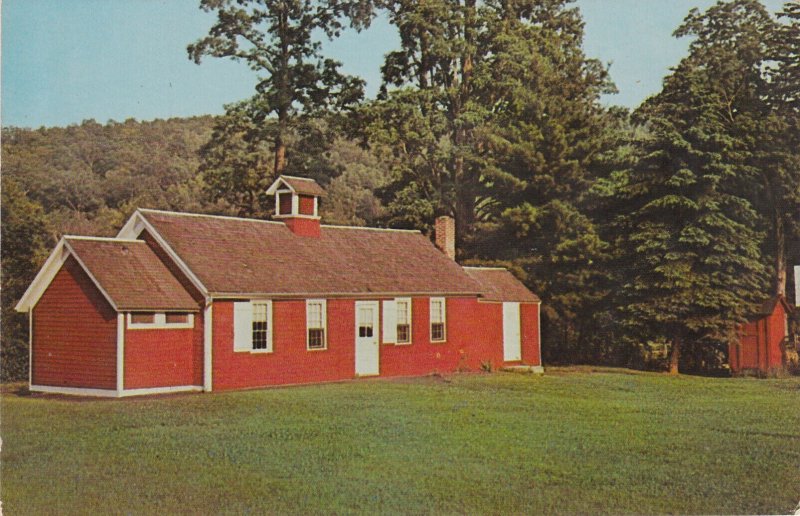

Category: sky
[1, 0, 790, 128]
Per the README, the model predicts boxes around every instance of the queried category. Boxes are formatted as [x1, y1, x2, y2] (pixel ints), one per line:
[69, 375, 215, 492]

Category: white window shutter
[383, 300, 397, 343]
[233, 301, 253, 351]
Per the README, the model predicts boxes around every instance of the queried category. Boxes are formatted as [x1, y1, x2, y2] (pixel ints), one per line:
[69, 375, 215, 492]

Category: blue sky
[1, 0, 790, 128]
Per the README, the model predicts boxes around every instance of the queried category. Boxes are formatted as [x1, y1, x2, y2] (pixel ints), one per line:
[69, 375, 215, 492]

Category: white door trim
[355, 300, 380, 376]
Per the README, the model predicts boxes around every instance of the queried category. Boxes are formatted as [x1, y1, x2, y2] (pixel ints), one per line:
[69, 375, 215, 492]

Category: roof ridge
[65, 235, 143, 243]
[279, 174, 317, 181]
[463, 266, 508, 271]
[320, 223, 421, 234]
[138, 208, 421, 233]
[138, 208, 285, 226]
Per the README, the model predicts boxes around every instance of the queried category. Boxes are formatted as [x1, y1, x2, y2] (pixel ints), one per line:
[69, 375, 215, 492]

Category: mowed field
[2, 368, 799, 515]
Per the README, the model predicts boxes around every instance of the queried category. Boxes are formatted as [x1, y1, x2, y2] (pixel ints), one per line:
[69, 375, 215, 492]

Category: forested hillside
[2, 0, 798, 381]
[1, 116, 392, 380]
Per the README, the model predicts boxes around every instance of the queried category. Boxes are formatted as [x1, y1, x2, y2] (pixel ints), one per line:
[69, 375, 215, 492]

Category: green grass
[2, 368, 799, 514]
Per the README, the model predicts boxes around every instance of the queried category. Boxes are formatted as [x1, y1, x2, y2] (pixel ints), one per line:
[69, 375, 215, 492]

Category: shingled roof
[137, 209, 483, 297]
[463, 267, 540, 303]
[66, 237, 199, 311]
[277, 175, 327, 197]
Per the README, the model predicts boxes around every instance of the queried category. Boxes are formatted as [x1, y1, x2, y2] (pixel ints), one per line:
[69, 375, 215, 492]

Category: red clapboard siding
[212, 299, 355, 391]
[380, 297, 502, 376]
[730, 301, 788, 374]
[298, 195, 315, 215]
[123, 313, 204, 389]
[32, 256, 117, 389]
[211, 296, 542, 390]
[521, 302, 541, 366]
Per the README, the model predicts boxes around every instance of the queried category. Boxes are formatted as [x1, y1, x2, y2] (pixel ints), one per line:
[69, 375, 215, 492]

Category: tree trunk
[668, 336, 681, 375]
[274, 135, 286, 175]
[774, 207, 786, 298]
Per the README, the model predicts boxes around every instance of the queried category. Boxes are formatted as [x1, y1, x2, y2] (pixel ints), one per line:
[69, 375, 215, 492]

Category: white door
[503, 302, 522, 362]
[355, 301, 380, 376]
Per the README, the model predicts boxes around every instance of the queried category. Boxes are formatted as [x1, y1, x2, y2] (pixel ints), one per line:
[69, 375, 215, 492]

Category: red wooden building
[729, 297, 792, 374]
[16, 176, 542, 397]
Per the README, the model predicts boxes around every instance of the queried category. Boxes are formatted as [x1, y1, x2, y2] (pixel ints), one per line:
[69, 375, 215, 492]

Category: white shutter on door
[233, 301, 253, 351]
[382, 300, 397, 343]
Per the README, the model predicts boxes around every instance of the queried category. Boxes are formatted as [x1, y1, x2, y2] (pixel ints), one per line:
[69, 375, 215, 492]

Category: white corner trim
[116, 211, 208, 296]
[120, 385, 203, 397]
[28, 308, 33, 386]
[537, 301, 543, 367]
[15, 239, 70, 312]
[117, 313, 125, 391]
[204, 303, 213, 392]
[30, 385, 120, 397]
[291, 193, 300, 214]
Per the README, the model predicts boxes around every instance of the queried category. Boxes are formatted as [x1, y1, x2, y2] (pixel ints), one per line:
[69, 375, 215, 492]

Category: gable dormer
[266, 175, 326, 237]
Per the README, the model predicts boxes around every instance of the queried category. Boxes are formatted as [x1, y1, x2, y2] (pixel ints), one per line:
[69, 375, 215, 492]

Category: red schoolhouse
[16, 176, 542, 397]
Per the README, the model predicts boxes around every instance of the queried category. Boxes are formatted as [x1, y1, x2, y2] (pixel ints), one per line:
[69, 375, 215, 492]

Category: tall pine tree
[609, 0, 772, 373]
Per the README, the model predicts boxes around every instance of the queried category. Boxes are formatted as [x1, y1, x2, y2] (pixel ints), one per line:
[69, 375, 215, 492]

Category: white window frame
[429, 297, 446, 342]
[250, 301, 273, 353]
[306, 299, 328, 350]
[233, 300, 273, 353]
[395, 297, 412, 345]
[127, 312, 194, 330]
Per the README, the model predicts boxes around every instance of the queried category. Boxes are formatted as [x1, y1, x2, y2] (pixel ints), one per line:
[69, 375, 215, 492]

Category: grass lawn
[2, 368, 799, 514]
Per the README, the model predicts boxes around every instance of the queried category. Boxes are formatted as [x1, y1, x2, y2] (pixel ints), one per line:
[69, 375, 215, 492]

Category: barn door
[355, 301, 380, 376]
[503, 302, 522, 362]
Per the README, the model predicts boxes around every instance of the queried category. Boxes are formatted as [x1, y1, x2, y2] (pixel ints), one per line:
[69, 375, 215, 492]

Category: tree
[1, 179, 52, 381]
[606, 0, 773, 374]
[765, 1, 800, 297]
[188, 0, 371, 176]
[367, 0, 620, 362]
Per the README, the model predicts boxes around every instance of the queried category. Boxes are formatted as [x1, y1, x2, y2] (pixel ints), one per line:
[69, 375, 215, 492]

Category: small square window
[131, 313, 155, 324]
[165, 313, 188, 324]
[308, 328, 326, 349]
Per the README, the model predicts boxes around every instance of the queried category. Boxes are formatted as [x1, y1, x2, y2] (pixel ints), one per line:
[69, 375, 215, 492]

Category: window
[131, 313, 155, 324]
[233, 301, 272, 352]
[430, 298, 446, 342]
[306, 299, 327, 350]
[358, 306, 374, 337]
[128, 312, 194, 329]
[396, 298, 411, 344]
[252, 302, 270, 350]
[165, 313, 188, 324]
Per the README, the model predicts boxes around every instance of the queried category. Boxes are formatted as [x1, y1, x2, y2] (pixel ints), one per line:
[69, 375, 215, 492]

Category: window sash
[396, 298, 411, 344]
[251, 301, 270, 351]
[430, 298, 446, 341]
[306, 299, 327, 350]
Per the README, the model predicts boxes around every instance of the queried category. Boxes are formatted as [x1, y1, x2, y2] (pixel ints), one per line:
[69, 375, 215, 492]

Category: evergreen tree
[367, 0, 620, 361]
[608, 0, 773, 373]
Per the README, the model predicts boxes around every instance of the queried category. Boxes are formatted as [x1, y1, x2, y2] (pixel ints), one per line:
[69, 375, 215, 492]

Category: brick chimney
[435, 215, 456, 260]
[266, 175, 326, 237]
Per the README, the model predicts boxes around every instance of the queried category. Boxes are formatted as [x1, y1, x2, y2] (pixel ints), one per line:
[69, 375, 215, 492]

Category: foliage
[603, 0, 778, 373]
[3, 371, 799, 513]
[1, 179, 52, 381]
[188, 0, 372, 175]
[363, 0, 622, 364]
